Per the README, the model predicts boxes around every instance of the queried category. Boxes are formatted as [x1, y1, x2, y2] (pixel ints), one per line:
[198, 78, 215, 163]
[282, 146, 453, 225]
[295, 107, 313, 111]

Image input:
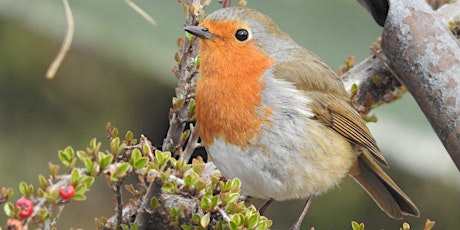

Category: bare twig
[222, 0, 231, 8]
[182, 123, 202, 162]
[125, 0, 157, 26]
[45, 0, 74, 79]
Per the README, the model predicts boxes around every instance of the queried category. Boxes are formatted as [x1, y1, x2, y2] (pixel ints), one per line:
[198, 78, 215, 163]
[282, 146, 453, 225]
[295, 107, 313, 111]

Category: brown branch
[162, 1, 203, 156]
[222, 0, 231, 8]
[382, 0, 460, 170]
[351, 0, 460, 171]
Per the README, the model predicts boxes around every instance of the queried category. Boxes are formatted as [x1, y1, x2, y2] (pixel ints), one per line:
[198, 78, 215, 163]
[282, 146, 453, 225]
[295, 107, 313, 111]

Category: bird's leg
[290, 195, 315, 230]
[258, 198, 275, 215]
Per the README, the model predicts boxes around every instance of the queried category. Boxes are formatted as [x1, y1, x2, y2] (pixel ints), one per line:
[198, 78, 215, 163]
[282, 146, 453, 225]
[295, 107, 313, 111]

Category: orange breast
[195, 24, 274, 147]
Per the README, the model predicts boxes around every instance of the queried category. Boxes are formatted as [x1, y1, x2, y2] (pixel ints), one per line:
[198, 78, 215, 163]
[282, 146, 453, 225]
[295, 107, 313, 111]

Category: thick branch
[381, 0, 460, 170]
[350, 1, 460, 171]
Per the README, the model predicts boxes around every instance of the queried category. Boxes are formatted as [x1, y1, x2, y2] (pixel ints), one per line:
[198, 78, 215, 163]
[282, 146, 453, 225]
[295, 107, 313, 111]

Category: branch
[382, 0, 460, 171]
[350, 0, 460, 171]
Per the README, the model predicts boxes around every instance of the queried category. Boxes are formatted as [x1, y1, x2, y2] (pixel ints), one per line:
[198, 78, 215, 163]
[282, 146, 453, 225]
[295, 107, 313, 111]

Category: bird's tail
[349, 151, 420, 219]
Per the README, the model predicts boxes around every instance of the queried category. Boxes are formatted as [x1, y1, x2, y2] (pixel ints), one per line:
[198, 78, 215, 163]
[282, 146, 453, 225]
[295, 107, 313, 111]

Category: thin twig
[182, 123, 202, 163]
[116, 182, 123, 227]
[216, 206, 231, 222]
[370, 46, 406, 88]
[222, 0, 232, 7]
[125, 0, 157, 26]
[46, 0, 74, 79]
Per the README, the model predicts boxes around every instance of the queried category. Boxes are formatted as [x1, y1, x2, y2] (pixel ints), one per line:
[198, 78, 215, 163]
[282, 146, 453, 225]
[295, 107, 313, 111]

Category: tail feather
[349, 151, 419, 219]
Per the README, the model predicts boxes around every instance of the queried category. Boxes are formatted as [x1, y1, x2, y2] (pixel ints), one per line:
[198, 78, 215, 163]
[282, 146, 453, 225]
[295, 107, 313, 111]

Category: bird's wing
[275, 49, 388, 166]
[308, 92, 388, 166]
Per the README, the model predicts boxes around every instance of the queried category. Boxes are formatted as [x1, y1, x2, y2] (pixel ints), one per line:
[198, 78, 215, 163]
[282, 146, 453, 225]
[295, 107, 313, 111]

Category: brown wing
[276, 47, 387, 165]
[308, 92, 388, 166]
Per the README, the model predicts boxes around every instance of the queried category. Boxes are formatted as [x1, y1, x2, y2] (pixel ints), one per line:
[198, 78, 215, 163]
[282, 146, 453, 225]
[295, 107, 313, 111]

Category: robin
[184, 7, 419, 229]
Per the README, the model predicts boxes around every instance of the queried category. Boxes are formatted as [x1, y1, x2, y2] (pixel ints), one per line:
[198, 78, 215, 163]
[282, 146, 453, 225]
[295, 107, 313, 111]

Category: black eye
[235, 29, 249, 41]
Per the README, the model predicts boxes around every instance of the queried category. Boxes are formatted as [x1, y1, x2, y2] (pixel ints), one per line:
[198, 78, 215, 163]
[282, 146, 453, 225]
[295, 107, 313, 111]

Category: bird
[184, 7, 419, 229]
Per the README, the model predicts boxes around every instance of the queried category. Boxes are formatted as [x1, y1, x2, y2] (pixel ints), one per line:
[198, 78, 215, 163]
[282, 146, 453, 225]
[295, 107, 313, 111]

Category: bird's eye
[235, 29, 249, 41]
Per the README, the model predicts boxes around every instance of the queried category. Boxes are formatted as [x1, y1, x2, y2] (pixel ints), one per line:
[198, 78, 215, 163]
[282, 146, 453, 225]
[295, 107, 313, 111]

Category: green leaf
[84, 157, 94, 174]
[72, 193, 87, 201]
[230, 178, 241, 192]
[38, 175, 48, 188]
[19, 182, 32, 196]
[231, 214, 244, 228]
[184, 171, 199, 188]
[181, 130, 190, 143]
[130, 223, 139, 230]
[192, 213, 201, 225]
[351, 221, 365, 230]
[130, 149, 142, 163]
[188, 98, 196, 115]
[88, 138, 98, 151]
[161, 182, 177, 194]
[257, 217, 272, 230]
[48, 163, 60, 177]
[58, 147, 77, 168]
[351, 83, 358, 95]
[247, 213, 259, 229]
[200, 212, 210, 228]
[155, 150, 171, 170]
[134, 157, 148, 170]
[99, 152, 113, 170]
[44, 188, 59, 203]
[117, 162, 131, 174]
[125, 131, 134, 141]
[4, 202, 14, 216]
[150, 197, 159, 210]
[224, 193, 239, 206]
[81, 176, 95, 188]
[170, 207, 181, 217]
[37, 208, 51, 221]
[185, 31, 194, 41]
[70, 169, 80, 186]
[110, 137, 121, 153]
[76, 150, 89, 161]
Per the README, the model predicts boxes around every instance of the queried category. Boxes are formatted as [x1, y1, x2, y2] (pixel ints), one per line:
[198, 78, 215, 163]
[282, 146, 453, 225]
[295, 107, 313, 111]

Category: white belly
[207, 118, 356, 201]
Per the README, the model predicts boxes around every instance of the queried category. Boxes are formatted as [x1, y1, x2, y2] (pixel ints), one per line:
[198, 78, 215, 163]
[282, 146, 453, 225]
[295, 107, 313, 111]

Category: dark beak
[184, 25, 215, 39]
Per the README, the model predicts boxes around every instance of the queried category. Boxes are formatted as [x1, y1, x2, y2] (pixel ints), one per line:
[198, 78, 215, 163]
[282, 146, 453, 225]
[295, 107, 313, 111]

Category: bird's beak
[184, 25, 215, 39]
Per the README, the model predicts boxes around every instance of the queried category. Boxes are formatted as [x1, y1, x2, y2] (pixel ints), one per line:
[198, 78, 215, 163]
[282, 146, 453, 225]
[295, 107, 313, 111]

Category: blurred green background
[0, 0, 459, 229]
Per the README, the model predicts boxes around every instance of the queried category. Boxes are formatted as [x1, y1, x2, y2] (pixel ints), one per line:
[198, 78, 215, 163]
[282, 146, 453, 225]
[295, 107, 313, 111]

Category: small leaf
[402, 222, 410, 230]
[4, 202, 14, 216]
[76, 150, 89, 161]
[70, 168, 80, 186]
[188, 98, 196, 115]
[200, 212, 210, 228]
[82, 176, 95, 188]
[44, 188, 59, 203]
[351, 221, 365, 230]
[247, 213, 259, 229]
[184, 171, 199, 188]
[424, 219, 436, 230]
[185, 31, 194, 41]
[84, 158, 94, 174]
[48, 162, 60, 177]
[72, 193, 87, 201]
[19, 182, 32, 196]
[38, 175, 48, 188]
[135, 157, 149, 170]
[110, 137, 121, 153]
[224, 193, 239, 206]
[125, 131, 134, 141]
[131, 149, 142, 163]
[150, 197, 159, 210]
